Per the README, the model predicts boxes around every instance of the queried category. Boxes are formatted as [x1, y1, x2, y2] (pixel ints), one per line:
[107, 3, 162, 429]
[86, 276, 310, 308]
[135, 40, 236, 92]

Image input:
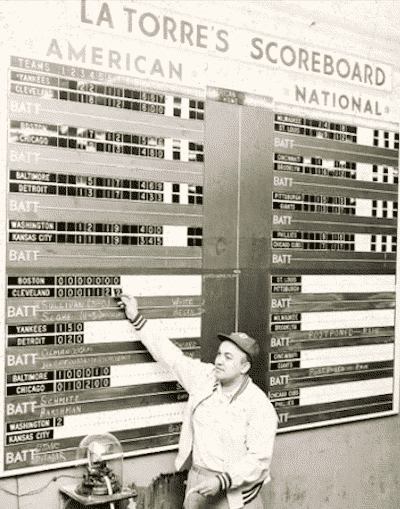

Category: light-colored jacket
[136, 323, 278, 509]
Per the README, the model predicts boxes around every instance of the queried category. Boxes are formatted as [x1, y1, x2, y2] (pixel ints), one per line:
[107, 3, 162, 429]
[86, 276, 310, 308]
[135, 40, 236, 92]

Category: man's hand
[187, 477, 221, 498]
[119, 294, 139, 322]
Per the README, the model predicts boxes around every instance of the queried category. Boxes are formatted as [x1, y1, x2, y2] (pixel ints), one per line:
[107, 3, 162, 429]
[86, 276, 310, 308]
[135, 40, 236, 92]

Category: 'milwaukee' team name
[47, 39, 183, 80]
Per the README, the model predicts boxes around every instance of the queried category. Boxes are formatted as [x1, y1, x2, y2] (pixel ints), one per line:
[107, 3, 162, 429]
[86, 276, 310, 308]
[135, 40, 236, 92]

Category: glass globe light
[75, 433, 123, 498]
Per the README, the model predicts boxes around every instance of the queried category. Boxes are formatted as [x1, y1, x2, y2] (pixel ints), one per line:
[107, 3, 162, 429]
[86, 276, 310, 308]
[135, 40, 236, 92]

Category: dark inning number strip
[6, 323, 85, 351]
[272, 231, 397, 252]
[6, 368, 111, 395]
[10, 65, 205, 121]
[54, 378, 110, 392]
[7, 275, 121, 286]
[7, 333, 85, 348]
[9, 171, 204, 205]
[8, 221, 203, 247]
[275, 153, 357, 180]
[273, 192, 398, 218]
[54, 366, 111, 392]
[9, 121, 205, 162]
[5, 379, 111, 396]
[55, 367, 110, 379]
[275, 113, 358, 143]
[7, 322, 84, 338]
[7, 276, 123, 300]
[54, 287, 121, 298]
[7, 334, 83, 347]
[274, 154, 399, 184]
[274, 113, 400, 149]
[7, 275, 123, 300]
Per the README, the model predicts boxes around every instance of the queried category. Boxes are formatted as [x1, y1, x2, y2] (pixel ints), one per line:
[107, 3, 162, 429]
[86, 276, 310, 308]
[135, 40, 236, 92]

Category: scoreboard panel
[3, 56, 205, 475]
[269, 112, 398, 428]
[204, 90, 399, 434]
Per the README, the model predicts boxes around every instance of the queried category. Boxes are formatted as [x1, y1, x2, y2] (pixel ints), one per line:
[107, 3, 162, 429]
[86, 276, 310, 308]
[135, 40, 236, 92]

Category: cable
[0, 474, 78, 498]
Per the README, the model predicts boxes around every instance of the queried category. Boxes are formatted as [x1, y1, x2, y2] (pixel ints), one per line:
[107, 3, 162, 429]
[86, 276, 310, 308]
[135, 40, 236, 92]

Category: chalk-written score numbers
[7, 321, 85, 347]
[7, 275, 122, 301]
[6, 366, 111, 397]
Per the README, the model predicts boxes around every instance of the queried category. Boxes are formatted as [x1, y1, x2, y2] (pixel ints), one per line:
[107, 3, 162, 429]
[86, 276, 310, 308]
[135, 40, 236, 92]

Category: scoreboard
[3, 55, 205, 475]
[267, 113, 398, 427]
[1, 53, 399, 477]
[204, 92, 399, 431]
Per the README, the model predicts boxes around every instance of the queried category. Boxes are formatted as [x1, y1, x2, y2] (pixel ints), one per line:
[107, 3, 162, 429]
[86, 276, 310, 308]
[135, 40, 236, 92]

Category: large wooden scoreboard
[204, 91, 398, 428]
[1, 3, 399, 478]
[3, 56, 207, 474]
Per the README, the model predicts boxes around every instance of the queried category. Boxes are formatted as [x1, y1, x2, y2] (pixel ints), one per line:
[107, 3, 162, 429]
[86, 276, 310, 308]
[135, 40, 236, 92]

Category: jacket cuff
[216, 472, 232, 491]
[129, 313, 147, 331]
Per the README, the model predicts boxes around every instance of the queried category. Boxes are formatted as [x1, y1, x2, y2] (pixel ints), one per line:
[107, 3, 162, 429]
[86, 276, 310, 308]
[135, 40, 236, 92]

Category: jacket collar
[214, 374, 250, 403]
[192, 373, 251, 413]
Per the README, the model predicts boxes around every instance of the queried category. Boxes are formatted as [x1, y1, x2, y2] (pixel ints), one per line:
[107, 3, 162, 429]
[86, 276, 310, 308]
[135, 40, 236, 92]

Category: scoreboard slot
[274, 153, 398, 184]
[8, 221, 203, 247]
[272, 230, 397, 252]
[273, 192, 397, 219]
[9, 171, 204, 205]
[10, 57, 205, 121]
[9, 120, 205, 162]
[274, 113, 399, 149]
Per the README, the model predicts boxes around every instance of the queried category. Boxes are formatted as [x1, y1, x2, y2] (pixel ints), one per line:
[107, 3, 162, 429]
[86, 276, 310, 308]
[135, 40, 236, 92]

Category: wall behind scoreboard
[1, 1, 400, 507]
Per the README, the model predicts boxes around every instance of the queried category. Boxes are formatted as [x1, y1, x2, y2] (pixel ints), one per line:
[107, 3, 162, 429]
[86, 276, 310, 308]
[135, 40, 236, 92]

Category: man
[119, 294, 278, 509]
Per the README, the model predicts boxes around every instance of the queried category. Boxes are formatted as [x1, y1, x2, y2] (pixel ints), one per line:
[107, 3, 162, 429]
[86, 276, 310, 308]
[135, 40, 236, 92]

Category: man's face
[214, 340, 250, 383]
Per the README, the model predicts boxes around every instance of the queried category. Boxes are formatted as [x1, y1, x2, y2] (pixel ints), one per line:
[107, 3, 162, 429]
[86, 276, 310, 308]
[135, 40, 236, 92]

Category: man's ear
[241, 360, 251, 375]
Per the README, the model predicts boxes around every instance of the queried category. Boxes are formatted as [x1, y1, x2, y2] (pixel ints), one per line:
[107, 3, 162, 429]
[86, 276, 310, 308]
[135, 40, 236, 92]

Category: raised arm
[119, 294, 213, 393]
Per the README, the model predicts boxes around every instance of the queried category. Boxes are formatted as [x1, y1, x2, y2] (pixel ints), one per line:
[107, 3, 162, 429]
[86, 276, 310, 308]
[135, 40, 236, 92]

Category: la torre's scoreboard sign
[2, 54, 399, 476]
